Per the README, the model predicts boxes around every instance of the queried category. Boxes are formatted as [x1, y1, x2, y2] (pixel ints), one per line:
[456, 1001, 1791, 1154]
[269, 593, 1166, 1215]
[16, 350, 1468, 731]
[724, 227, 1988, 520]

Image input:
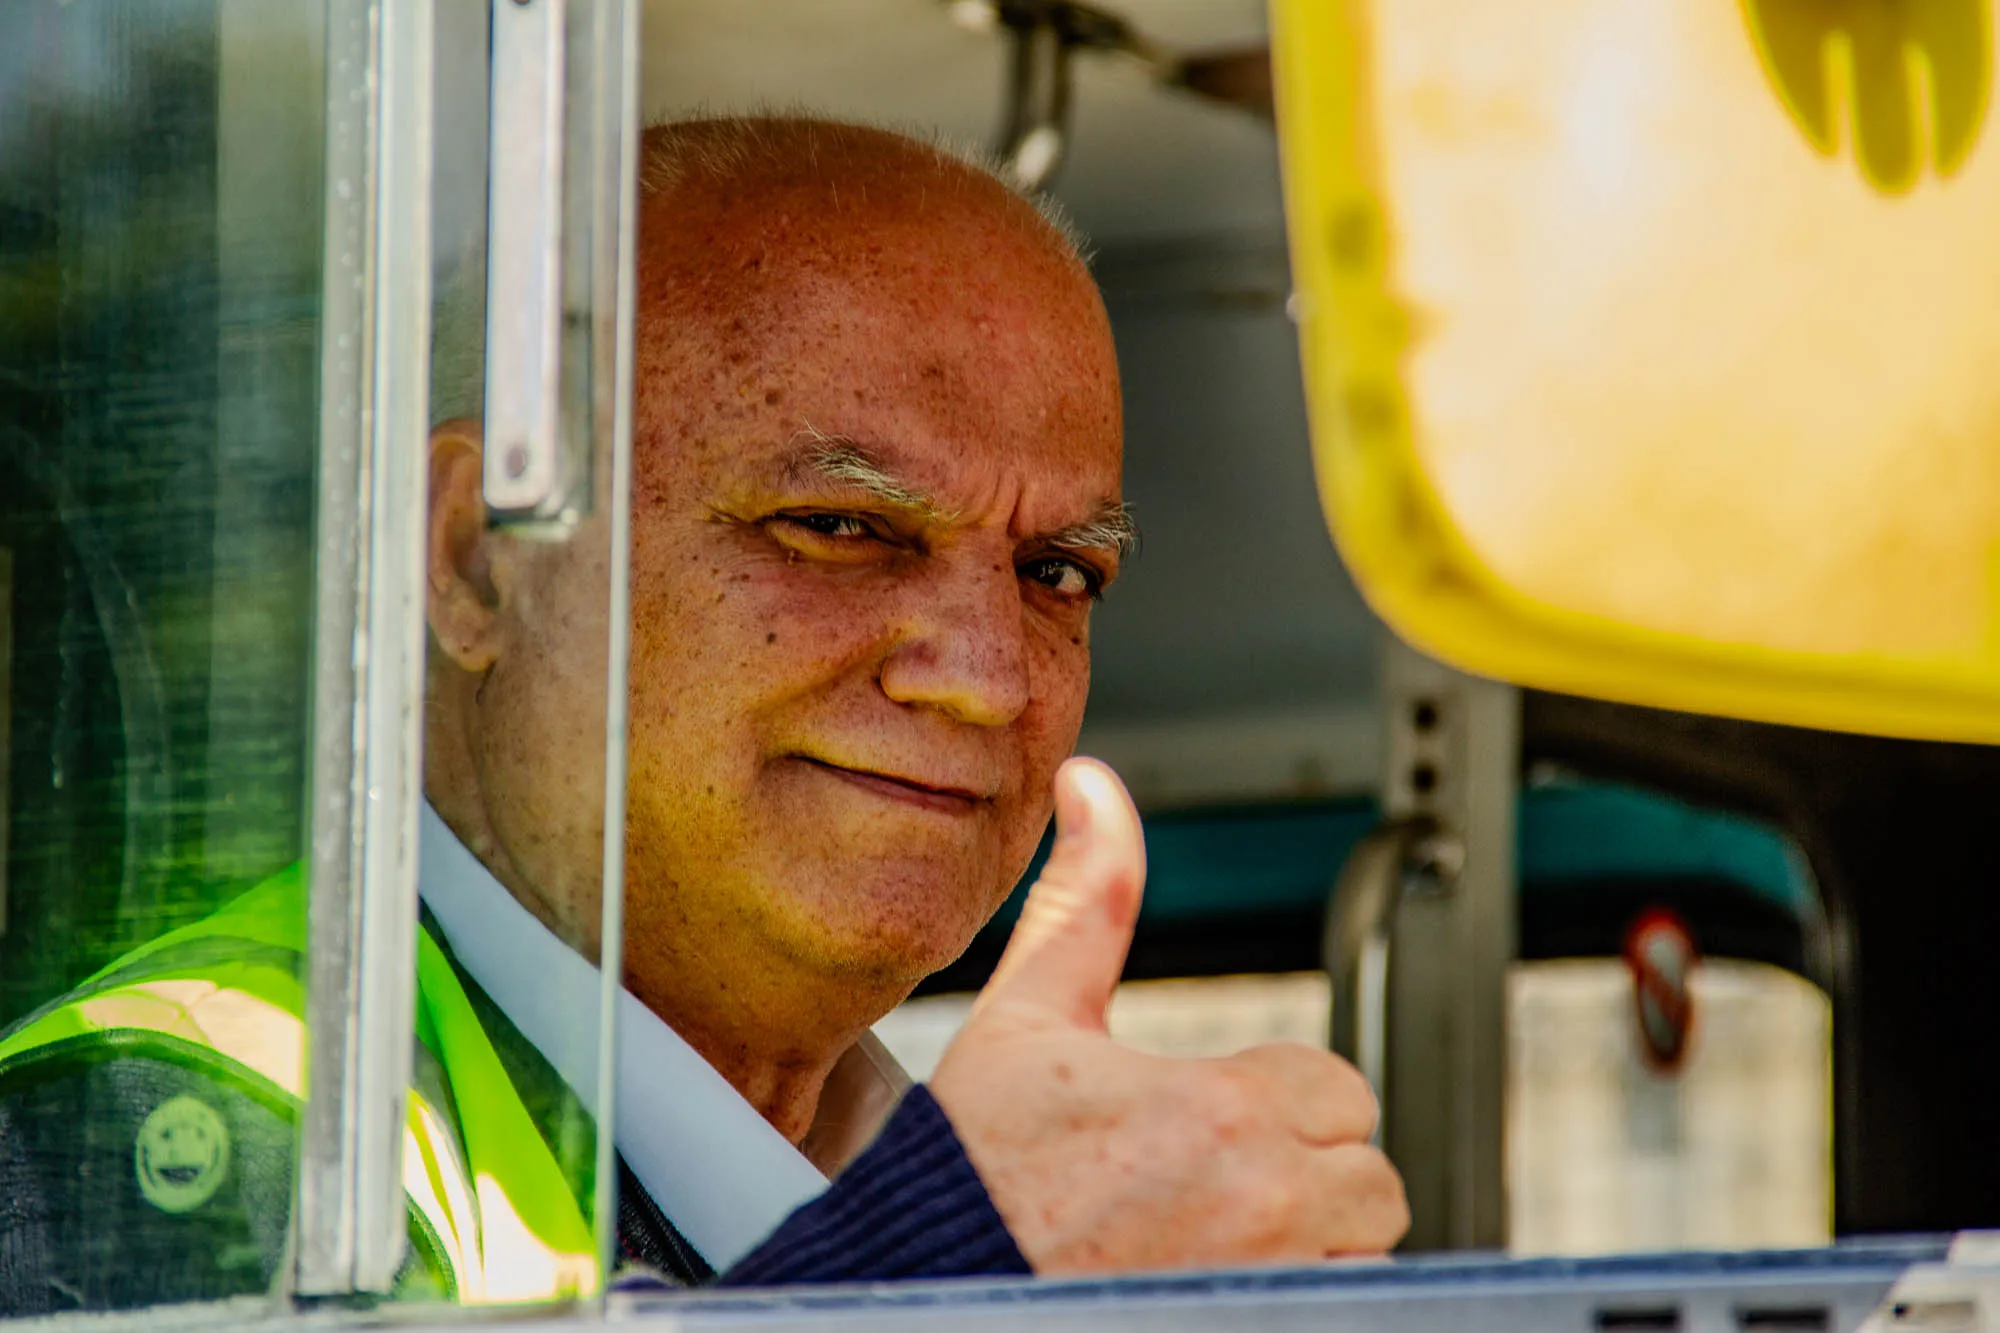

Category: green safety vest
[0, 864, 599, 1304]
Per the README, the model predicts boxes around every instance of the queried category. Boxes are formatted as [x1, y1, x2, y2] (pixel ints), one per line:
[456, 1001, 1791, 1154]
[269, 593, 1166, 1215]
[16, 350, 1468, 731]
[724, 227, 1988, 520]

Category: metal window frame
[297, 0, 436, 1297]
[8, 1242, 1966, 1333]
[589, 0, 643, 1279]
[484, 0, 579, 527]
[0, 546, 10, 938]
[8, 0, 636, 1315]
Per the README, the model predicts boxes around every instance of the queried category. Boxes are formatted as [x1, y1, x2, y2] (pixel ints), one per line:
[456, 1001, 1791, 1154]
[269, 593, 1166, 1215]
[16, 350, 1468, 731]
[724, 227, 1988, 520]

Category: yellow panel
[1271, 0, 2000, 741]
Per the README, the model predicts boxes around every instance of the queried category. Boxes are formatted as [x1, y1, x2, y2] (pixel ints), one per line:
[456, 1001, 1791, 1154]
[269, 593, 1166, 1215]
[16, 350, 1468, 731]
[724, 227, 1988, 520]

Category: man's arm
[718, 759, 1405, 1285]
[719, 1086, 1026, 1285]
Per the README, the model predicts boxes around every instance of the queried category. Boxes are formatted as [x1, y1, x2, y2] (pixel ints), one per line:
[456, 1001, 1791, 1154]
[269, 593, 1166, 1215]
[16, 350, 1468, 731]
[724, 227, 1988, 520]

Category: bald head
[637, 117, 1088, 264]
[627, 119, 1114, 480]
[432, 118, 1092, 425]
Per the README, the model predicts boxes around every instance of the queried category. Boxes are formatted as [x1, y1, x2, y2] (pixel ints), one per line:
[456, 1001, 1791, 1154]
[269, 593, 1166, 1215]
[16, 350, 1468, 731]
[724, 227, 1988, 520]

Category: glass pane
[0, 0, 323, 1315]
[395, 0, 631, 1305]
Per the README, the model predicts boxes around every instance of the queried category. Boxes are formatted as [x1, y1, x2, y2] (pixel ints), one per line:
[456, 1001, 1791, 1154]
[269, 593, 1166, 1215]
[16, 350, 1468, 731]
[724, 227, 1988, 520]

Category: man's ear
[427, 419, 504, 673]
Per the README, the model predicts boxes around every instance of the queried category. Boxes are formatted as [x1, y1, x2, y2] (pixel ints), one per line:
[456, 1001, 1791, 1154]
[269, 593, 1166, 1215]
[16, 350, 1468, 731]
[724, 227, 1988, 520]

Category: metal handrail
[1322, 818, 1434, 1118]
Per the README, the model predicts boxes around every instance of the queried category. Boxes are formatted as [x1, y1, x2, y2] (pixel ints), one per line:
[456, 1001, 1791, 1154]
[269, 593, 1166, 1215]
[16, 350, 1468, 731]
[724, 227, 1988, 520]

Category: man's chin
[771, 879, 992, 985]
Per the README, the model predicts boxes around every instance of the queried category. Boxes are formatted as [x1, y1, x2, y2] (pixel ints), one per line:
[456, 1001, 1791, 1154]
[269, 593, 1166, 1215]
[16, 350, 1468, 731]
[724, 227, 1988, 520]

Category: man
[0, 117, 1404, 1311]
[428, 113, 1404, 1281]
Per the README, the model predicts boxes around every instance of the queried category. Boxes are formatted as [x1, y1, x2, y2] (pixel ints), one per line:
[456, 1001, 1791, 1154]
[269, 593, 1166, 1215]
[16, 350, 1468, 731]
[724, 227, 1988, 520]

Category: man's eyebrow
[790, 428, 958, 521]
[1044, 502, 1140, 560]
[789, 424, 1138, 558]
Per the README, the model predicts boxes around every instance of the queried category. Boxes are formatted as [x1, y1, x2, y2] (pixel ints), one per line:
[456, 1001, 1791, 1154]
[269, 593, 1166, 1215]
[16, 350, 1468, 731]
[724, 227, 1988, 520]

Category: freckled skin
[425, 122, 1122, 1142]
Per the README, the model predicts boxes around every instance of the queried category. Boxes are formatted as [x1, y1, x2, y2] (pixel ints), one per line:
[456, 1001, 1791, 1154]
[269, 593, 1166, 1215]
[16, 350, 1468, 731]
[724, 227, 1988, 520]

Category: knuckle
[1269, 1171, 1312, 1234]
[1244, 1039, 1324, 1070]
[1351, 1079, 1383, 1136]
[1320, 1049, 1376, 1105]
[1229, 1162, 1312, 1255]
[1196, 1063, 1270, 1138]
[1253, 1191, 1309, 1254]
[1318, 1051, 1381, 1140]
[1381, 1187, 1412, 1244]
[1351, 1147, 1411, 1244]
[1244, 1043, 1379, 1142]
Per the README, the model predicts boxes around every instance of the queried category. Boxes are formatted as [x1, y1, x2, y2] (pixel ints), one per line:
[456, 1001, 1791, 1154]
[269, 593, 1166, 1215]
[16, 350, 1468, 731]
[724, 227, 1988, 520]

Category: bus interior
[3, 0, 2000, 1326]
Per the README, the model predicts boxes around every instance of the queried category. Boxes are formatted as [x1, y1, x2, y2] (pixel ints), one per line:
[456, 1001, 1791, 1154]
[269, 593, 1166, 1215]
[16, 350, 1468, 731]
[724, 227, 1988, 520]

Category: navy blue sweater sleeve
[718, 1085, 1030, 1284]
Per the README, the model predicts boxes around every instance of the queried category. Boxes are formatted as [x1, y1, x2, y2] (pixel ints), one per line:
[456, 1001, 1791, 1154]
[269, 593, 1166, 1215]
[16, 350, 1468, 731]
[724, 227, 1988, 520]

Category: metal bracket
[1327, 638, 1518, 1251]
[484, 0, 586, 530]
[997, 11, 1073, 190]
[1324, 817, 1425, 1108]
[953, 1, 1150, 191]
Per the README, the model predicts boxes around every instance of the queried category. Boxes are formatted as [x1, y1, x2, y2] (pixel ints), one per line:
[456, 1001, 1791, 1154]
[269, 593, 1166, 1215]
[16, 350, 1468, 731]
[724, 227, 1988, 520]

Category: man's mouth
[791, 756, 989, 815]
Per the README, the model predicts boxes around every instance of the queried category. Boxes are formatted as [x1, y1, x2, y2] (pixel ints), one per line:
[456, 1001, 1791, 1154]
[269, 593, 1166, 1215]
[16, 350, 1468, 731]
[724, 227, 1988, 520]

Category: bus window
[880, 768, 1837, 1257]
[0, 0, 637, 1315]
[0, 1, 325, 1314]
[394, 0, 636, 1306]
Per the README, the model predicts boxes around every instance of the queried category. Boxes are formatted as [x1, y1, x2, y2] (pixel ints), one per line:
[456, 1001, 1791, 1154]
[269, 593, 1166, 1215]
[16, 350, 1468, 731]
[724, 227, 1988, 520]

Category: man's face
[609, 167, 1125, 989]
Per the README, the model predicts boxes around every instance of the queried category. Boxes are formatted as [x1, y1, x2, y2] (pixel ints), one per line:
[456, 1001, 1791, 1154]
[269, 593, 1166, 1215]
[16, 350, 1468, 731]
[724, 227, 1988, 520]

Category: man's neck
[618, 901, 904, 1148]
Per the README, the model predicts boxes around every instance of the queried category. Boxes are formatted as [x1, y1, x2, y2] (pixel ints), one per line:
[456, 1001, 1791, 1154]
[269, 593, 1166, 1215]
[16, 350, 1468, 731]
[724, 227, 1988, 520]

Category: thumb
[973, 757, 1146, 1031]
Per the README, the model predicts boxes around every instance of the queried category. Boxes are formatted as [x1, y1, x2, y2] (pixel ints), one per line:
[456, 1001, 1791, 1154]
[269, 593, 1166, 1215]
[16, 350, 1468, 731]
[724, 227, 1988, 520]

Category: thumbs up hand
[929, 758, 1409, 1274]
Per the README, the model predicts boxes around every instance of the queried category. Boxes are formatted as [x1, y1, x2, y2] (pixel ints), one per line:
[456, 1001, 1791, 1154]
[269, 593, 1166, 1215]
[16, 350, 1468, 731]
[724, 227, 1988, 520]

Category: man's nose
[879, 557, 1032, 728]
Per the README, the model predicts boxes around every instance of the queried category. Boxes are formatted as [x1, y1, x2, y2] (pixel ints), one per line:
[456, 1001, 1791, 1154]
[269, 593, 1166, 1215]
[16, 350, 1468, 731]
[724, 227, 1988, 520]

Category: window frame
[293, 0, 437, 1299]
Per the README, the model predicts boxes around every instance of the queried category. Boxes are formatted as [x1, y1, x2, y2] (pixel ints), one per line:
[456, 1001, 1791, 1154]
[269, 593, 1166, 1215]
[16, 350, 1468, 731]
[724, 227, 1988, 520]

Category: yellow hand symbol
[1742, 0, 1991, 192]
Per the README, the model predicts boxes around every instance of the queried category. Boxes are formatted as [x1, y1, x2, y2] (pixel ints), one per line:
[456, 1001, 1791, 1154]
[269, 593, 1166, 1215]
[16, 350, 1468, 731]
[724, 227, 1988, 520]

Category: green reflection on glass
[0, 0, 322, 1314]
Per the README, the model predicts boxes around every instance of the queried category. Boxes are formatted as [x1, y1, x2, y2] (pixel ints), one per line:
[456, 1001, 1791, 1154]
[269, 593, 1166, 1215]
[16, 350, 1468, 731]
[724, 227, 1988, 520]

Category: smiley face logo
[135, 1095, 231, 1214]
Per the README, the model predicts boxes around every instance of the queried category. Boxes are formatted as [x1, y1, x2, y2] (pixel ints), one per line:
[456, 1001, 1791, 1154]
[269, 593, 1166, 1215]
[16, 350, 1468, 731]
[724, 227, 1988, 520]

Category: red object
[1624, 908, 1699, 1071]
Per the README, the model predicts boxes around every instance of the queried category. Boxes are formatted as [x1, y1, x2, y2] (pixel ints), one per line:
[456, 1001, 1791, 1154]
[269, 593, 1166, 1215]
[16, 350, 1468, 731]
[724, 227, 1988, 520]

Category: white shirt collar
[417, 804, 828, 1272]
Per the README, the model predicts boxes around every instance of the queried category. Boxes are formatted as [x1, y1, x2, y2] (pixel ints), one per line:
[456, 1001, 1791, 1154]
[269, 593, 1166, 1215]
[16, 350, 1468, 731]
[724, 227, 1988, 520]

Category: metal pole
[1377, 637, 1518, 1251]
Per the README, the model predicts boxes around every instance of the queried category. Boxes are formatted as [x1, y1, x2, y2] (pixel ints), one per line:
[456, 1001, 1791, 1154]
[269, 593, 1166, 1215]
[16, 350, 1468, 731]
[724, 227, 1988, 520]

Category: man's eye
[779, 512, 874, 540]
[1022, 557, 1099, 599]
